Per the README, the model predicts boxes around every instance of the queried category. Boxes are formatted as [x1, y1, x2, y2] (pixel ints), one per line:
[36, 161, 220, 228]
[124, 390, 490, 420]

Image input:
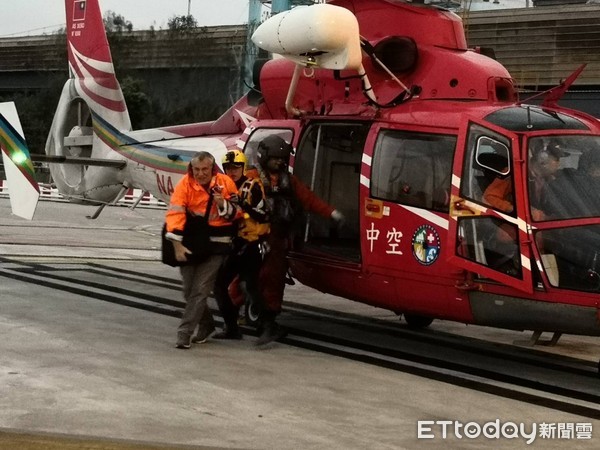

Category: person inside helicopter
[480, 139, 567, 276]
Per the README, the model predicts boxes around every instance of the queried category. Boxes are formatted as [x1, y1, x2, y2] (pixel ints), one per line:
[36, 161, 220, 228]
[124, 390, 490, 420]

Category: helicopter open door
[291, 121, 369, 262]
[448, 118, 534, 294]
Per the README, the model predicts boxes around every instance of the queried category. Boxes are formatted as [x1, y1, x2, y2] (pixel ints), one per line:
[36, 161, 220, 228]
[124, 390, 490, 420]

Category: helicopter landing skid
[513, 331, 562, 347]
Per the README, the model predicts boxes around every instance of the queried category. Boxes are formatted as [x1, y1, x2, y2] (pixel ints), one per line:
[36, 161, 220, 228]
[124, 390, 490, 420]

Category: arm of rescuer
[482, 175, 519, 243]
[165, 173, 240, 262]
[481, 174, 546, 220]
[290, 175, 343, 222]
[210, 172, 241, 221]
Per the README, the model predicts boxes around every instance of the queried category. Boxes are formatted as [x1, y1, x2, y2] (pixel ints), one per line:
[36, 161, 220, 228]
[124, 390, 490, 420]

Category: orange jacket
[482, 176, 513, 213]
[483, 175, 546, 221]
[165, 172, 239, 240]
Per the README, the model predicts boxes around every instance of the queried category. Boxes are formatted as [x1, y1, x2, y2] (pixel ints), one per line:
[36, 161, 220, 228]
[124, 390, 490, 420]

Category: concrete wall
[0, 26, 248, 118]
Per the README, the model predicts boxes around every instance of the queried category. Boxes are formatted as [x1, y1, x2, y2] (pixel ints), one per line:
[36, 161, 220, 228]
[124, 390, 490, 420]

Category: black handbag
[161, 195, 214, 267]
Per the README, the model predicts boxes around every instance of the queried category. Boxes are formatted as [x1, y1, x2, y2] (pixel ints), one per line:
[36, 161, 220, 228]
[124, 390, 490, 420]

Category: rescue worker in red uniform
[165, 151, 239, 349]
[255, 135, 344, 345]
[213, 150, 270, 340]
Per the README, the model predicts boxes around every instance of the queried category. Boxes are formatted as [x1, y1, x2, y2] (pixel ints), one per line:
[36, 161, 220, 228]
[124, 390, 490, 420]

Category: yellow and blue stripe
[92, 113, 190, 173]
[0, 113, 38, 191]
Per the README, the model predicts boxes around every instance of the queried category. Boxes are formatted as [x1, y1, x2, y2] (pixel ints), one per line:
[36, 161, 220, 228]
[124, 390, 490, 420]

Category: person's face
[191, 157, 214, 185]
[225, 165, 244, 182]
[266, 157, 286, 173]
[537, 155, 560, 178]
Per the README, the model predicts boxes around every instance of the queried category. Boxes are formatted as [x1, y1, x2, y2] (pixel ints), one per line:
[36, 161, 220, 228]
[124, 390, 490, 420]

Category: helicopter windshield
[527, 135, 600, 292]
[528, 135, 600, 221]
[536, 225, 600, 292]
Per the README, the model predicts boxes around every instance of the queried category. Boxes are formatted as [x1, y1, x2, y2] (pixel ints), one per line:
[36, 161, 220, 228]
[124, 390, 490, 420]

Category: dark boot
[213, 325, 243, 340]
[255, 318, 287, 346]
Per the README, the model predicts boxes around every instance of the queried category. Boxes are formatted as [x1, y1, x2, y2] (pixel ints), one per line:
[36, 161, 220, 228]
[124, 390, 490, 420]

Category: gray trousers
[177, 254, 225, 337]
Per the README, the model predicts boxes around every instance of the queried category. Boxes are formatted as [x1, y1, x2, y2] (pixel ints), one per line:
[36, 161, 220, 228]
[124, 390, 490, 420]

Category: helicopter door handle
[452, 198, 477, 215]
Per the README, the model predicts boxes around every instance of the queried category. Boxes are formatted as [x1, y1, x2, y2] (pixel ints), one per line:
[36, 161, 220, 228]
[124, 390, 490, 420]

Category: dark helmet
[257, 135, 294, 167]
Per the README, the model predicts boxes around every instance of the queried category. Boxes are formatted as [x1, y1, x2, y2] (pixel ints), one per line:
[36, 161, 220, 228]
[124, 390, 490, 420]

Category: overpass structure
[0, 3, 598, 133]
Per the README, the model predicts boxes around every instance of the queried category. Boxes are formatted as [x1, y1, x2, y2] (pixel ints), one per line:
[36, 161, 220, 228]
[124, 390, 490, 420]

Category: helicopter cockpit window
[535, 225, 600, 292]
[460, 126, 513, 213]
[525, 135, 600, 293]
[529, 135, 600, 221]
[371, 130, 456, 212]
[475, 137, 510, 176]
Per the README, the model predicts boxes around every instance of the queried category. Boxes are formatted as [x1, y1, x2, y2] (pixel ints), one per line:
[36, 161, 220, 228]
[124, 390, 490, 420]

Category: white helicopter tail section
[0, 102, 40, 220]
[44, 0, 132, 203]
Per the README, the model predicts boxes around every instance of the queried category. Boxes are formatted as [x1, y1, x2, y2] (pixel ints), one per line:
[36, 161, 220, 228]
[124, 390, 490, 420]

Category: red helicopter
[3, 0, 600, 348]
[249, 0, 600, 344]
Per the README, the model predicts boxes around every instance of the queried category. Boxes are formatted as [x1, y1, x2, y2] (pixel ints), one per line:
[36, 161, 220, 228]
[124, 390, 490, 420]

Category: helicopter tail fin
[65, 0, 131, 130]
[41, 1, 132, 203]
[0, 102, 39, 220]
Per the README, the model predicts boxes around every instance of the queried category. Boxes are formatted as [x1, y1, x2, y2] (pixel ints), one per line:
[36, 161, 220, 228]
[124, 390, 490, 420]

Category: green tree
[119, 77, 155, 129]
[0, 76, 65, 157]
[103, 11, 133, 33]
[167, 15, 198, 33]
[101, 12, 154, 129]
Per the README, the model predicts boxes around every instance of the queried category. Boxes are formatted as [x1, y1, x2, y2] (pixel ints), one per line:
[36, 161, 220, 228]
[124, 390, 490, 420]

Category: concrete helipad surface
[0, 198, 598, 449]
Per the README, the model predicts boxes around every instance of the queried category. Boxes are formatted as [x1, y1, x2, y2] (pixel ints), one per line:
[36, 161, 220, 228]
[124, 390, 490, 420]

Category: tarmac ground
[0, 198, 599, 449]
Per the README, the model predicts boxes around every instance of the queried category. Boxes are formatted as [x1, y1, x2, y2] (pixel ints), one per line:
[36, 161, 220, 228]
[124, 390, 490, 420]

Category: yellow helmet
[222, 150, 247, 169]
